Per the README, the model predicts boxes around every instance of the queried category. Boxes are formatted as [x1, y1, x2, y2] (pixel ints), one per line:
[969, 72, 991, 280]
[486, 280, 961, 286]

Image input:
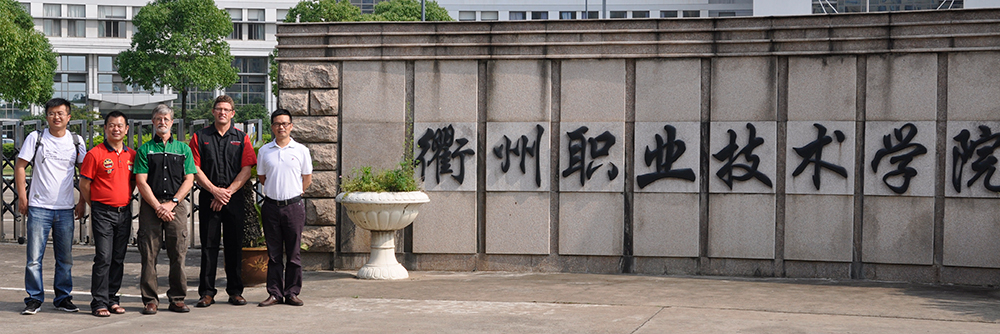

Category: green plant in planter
[340, 159, 420, 193]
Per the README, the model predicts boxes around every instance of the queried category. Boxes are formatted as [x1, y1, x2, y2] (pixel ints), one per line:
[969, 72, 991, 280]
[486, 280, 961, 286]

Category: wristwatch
[172, 197, 179, 203]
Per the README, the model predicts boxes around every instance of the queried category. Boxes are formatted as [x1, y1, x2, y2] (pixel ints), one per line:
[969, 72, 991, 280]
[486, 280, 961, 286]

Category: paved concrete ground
[1, 243, 998, 333]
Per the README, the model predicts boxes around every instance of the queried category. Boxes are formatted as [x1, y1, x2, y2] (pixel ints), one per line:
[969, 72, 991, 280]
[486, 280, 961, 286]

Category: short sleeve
[79, 148, 97, 180]
[16, 131, 38, 162]
[189, 132, 201, 167]
[241, 134, 257, 167]
[183, 145, 198, 175]
[301, 146, 313, 175]
[75, 135, 87, 164]
[256, 147, 268, 176]
[133, 143, 149, 174]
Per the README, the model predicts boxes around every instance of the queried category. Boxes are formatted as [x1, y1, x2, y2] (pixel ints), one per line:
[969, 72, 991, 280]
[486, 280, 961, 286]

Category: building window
[458, 11, 476, 21]
[54, 55, 87, 105]
[531, 11, 548, 20]
[559, 11, 576, 19]
[44, 19, 61, 37]
[683, 10, 700, 17]
[633, 11, 650, 18]
[43, 3, 60, 16]
[277, 9, 289, 22]
[481, 11, 498, 21]
[583, 11, 598, 19]
[350, 0, 381, 14]
[717, 11, 737, 17]
[228, 9, 243, 40]
[661, 11, 678, 18]
[509, 11, 525, 20]
[227, 57, 268, 106]
[610, 11, 627, 18]
[247, 9, 264, 40]
[98, 56, 150, 93]
[66, 20, 84, 37]
[19, 2, 29, 13]
[99, 6, 126, 38]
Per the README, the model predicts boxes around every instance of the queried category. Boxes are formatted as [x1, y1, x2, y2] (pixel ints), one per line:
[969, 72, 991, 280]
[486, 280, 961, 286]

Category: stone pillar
[279, 62, 340, 269]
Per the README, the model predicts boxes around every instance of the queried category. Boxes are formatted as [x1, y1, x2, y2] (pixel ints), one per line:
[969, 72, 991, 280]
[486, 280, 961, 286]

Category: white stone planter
[335, 191, 429, 280]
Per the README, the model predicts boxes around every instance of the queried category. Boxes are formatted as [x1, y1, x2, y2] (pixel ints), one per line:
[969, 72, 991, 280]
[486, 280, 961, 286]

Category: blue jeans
[24, 207, 75, 305]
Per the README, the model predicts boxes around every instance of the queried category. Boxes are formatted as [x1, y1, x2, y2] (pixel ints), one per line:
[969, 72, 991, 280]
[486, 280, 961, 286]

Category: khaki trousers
[137, 199, 189, 305]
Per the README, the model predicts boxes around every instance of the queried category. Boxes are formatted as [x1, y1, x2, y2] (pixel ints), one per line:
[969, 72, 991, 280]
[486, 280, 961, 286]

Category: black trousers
[261, 200, 305, 299]
[89, 201, 131, 310]
[198, 190, 246, 298]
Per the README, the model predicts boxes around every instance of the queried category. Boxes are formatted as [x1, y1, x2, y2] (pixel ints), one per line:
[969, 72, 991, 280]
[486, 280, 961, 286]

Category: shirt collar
[156, 135, 174, 144]
[267, 138, 298, 149]
[102, 141, 129, 153]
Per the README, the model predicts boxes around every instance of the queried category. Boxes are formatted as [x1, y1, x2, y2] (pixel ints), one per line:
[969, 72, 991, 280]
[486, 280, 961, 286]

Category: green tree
[369, 0, 453, 21]
[0, 0, 57, 106]
[236, 103, 270, 128]
[286, 0, 361, 22]
[117, 0, 238, 121]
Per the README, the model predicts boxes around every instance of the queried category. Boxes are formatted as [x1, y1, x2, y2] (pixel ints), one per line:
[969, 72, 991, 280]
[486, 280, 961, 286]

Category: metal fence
[0, 118, 265, 248]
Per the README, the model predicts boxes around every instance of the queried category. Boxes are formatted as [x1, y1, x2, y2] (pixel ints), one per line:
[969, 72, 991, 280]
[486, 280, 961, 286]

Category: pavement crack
[630, 306, 666, 334]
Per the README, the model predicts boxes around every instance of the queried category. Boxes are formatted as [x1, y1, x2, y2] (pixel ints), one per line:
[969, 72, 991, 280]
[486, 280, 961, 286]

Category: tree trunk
[180, 89, 188, 121]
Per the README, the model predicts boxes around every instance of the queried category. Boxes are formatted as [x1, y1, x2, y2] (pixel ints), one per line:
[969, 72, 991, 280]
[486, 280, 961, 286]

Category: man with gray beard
[134, 104, 197, 315]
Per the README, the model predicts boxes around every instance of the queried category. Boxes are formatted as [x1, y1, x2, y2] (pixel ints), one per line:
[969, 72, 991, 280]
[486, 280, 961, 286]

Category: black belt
[92, 201, 130, 213]
[264, 196, 301, 207]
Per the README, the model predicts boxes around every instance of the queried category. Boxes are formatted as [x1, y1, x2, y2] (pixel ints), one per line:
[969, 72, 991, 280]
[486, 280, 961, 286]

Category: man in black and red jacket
[189, 95, 257, 307]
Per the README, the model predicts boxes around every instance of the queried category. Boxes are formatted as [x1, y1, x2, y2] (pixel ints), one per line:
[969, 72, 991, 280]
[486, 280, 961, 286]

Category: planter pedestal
[335, 191, 430, 280]
[357, 230, 408, 279]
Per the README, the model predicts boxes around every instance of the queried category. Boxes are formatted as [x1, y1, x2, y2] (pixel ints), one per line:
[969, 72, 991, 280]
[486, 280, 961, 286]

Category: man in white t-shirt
[15, 98, 88, 315]
[255, 109, 312, 307]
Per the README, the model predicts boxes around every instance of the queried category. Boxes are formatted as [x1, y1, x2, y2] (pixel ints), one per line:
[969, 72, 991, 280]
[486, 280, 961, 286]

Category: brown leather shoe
[141, 303, 157, 315]
[228, 295, 247, 306]
[168, 301, 190, 313]
[285, 295, 304, 306]
[195, 296, 214, 308]
[257, 295, 282, 307]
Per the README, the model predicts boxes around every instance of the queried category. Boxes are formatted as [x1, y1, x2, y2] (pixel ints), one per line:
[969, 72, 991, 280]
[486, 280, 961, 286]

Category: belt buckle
[277, 199, 289, 206]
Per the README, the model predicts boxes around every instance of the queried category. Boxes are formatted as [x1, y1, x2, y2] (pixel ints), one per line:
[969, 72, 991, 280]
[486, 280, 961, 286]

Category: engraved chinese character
[951, 125, 1000, 193]
[712, 123, 772, 189]
[871, 123, 927, 194]
[492, 124, 545, 187]
[561, 126, 619, 186]
[792, 123, 847, 190]
[637, 124, 695, 189]
[415, 125, 476, 185]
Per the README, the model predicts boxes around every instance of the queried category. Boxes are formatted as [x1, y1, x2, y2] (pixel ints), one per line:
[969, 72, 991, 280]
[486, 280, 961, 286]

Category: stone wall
[276, 9, 1000, 285]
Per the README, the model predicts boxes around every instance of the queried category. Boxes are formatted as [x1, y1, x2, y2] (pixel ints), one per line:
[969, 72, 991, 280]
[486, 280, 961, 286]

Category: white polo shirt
[257, 138, 312, 201]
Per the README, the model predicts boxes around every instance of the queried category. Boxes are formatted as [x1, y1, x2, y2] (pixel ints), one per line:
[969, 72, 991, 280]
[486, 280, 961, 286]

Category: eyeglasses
[272, 122, 292, 128]
[213, 108, 233, 112]
[152, 117, 172, 123]
[46, 112, 68, 118]
[106, 123, 127, 129]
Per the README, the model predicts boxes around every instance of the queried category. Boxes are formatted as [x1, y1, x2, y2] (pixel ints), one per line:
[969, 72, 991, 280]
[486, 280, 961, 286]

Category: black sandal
[92, 308, 111, 317]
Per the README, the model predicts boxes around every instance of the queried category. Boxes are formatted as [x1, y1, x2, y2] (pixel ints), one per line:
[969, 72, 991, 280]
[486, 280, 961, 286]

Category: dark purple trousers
[261, 199, 306, 299]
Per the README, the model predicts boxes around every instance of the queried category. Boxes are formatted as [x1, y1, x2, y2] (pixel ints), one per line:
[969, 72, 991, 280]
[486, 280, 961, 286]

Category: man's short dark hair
[270, 109, 292, 124]
[44, 98, 72, 113]
[104, 110, 127, 124]
[213, 95, 235, 109]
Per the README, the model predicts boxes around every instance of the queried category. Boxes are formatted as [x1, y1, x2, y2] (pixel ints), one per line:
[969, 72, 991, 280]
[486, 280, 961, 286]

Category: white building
[10, 0, 299, 118]
[436, 0, 754, 20]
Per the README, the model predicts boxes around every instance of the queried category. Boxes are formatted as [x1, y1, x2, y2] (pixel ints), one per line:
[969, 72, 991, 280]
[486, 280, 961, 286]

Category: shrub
[340, 159, 420, 193]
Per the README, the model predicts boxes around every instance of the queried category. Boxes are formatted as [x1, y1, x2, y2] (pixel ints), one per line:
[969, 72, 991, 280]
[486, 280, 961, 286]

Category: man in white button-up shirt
[256, 109, 312, 307]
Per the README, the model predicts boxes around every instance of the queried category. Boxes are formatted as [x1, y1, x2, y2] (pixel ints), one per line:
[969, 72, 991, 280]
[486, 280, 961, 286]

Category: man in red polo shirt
[79, 111, 135, 317]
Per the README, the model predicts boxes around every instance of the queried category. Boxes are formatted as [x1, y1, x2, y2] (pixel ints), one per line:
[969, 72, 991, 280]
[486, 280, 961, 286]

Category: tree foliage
[0, 0, 57, 106]
[286, 0, 362, 22]
[370, 0, 452, 21]
[116, 0, 238, 120]
[286, 0, 452, 23]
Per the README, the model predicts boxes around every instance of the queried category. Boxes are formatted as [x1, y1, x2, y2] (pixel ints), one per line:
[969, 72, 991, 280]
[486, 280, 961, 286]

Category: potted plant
[240, 180, 268, 286]
[335, 159, 428, 280]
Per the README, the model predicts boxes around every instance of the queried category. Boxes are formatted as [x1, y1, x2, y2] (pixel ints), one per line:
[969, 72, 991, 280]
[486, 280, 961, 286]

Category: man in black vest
[189, 95, 257, 307]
